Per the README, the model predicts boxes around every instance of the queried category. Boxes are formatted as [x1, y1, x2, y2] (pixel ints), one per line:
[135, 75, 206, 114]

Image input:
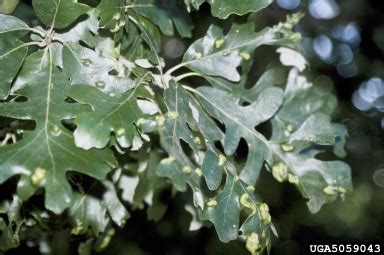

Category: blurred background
[2, 0, 384, 254]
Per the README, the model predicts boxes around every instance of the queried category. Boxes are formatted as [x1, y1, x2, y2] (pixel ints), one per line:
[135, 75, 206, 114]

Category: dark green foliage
[0, 1, 352, 254]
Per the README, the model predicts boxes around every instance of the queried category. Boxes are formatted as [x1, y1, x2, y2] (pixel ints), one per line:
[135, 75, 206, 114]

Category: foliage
[0, 0, 352, 254]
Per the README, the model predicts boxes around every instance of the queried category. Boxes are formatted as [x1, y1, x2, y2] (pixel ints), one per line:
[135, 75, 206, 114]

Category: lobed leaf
[195, 86, 284, 186]
[32, 0, 90, 29]
[184, 0, 272, 19]
[178, 16, 302, 82]
[68, 76, 152, 150]
[69, 181, 130, 236]
[98, 0, 193, 38]
[0, 50, 116, 214]
[0, 14, 30, 98]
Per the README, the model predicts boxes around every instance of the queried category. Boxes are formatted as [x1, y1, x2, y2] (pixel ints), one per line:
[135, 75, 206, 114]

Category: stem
[29, 27, 45, 38]
[165, 62, 188, 76]
[175, 72, 202, 82]
[182, 85, 198, 94]
[52, 35, 64, 44]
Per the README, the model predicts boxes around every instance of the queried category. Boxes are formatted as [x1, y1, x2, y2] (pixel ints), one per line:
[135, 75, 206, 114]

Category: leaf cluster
[0, 1, 352, 254]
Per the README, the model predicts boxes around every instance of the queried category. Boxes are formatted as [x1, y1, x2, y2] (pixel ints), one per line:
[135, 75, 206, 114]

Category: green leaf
[96, 0, 121, 30]
[96, 0, 188, 64]
[201, 174, 272, 245]
[157, 159, 189, 192]
[69, 181, 129, 236]
[234, 70, 277, 101]
[0, 3, 354, 253]
[0, 195, 23, 250]
[56, 9, 99, 44]
[78, 239, 93, 255]
[0, 14, 30, 98]
[159, 81, 198, 166]
[156, 81, 278, 247]
[289, 113, 346, 146]
[97, 0, 163, 66]
[187, 73, 351, 214]
[183, 0, 204, 12]
[267, 69, 352, 212]
[270, 69, 338, 141]
[0, 50, 116, 214]
[178, 19, 300, 82]
[133, 0, 193, 37]
[52, 12, 135, 95]
[130, 149, 169, 221]
[157, 82, 277, 246]
[69, 193, 108, 235]
[202, 174, 242, 242]
[209, 0, 272, 19]
[0, 0, 20, 14]
[194, 64, 351, 214]
[67, 76, 152, 150]
[146, 189, 168, 221]
[129, 14, 162, 55]
[201, 148, 223, 190]
[270, 151, 352, 213]
[155, 156, 204, 219]
[0, 13, 28, 33]
[97, 0, 193, 38]
[0, 36, 28, 99]
[32, 0, 90, 29]
[184, 0, 272, 19]
[194, 86, 284, 186]
[102, 180, 130, 227]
